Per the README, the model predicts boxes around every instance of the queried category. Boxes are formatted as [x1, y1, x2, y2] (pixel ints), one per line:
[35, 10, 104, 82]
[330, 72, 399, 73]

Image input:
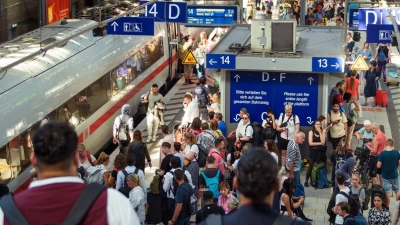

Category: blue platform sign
[230, 71, 319, 126]
[357, 8, 400, 31]
[107, 17, 154, 36]
[206, 54, 236, 69]
[139, 1, 187, 22]
[349, 9, 359, 29]
[187, 5, 238, 26]
[311, 57, 344, 73]
[367, 24, 399, 43]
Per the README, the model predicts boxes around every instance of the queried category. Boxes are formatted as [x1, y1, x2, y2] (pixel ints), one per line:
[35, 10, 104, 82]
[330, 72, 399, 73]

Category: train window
[0, 119, 47, 185]
[110, 35, 164, 97]
[84, 76, 108, 115]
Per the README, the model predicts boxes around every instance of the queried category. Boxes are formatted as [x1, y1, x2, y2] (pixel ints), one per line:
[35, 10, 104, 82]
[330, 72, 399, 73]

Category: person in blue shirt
[354, 120, 374, 147]
[214, 113, 227, 136]
[169, 169, 193, 225]
[377, 138, 400, 207]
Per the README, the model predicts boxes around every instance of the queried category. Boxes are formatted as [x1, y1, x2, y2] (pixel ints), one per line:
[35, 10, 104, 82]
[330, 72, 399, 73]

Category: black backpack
[263, 121, 277, 140]
[169, 168, 189, 196]
[251, 121, 264, 147]
[338, 191, 360, 216]
[0, 183, 106, 225]
[196, 144, 208, 167]
[118, 168, 139, 198]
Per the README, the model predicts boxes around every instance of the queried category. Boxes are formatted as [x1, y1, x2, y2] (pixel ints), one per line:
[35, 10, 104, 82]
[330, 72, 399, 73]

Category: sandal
[361, 103, 368, 106]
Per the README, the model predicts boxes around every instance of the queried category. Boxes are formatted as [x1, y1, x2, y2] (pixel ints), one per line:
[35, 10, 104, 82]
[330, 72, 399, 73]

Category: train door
[168, 23, 179, 82]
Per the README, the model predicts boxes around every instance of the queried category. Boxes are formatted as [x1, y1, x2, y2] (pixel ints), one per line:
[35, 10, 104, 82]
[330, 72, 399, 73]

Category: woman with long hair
[128, 130, 151, 172]
[359, 42, 373, 84]
[345, 70, 360, 101]
[280, 178, 309, 221]
[109, 154, 127, 188]
[368, 194, 391, 225]
[183, 132, 199, 198]
[127, 174, 146, 224]
[304, 119, 327, 187]
[210, 119, 223, 138]
[363, 60, 379, 107]
[93, 152, 110, 186]
[188, 117, 203, 138]
[265, 139, 279, 164]
[350, 173, 366, 215]
[208, 93, 220, 113]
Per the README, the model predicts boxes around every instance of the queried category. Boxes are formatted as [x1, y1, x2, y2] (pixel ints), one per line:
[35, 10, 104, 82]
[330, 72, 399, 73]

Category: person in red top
[0, 123, 139, 225]
[345, 71, 360, 100]
[208, 138, 226, 174]
[366, 122, 387, 186]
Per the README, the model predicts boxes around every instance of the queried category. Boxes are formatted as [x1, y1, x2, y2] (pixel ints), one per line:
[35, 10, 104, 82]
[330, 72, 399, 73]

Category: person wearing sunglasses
[236, 113, 253, 148]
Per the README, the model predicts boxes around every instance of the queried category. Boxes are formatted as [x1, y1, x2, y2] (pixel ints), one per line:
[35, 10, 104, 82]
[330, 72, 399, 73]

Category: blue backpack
[201, 169, 220, 199]
[378, 46, 387, 62]
[344, 215, 368, 225]
[317, 168, 330, 189]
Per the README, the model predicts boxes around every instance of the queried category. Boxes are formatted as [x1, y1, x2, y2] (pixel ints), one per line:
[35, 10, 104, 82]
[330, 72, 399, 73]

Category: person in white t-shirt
[181, 94, 199, 128]
[228, 108, 248, 139]
[255, 7, 267, 19]
[276, 104, 300, 176]
[77, 144, 96, 170]
[183, 132, 200, 199]
[237, 113, 253, 148]
[334, 173, 351, 225]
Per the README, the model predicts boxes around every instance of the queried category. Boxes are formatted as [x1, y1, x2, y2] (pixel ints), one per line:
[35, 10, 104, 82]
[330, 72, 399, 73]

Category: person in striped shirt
[286, 132, 306, 197]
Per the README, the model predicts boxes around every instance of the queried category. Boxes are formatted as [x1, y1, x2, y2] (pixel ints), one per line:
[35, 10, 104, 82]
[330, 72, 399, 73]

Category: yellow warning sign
[182, 50, 198, 64]
[351, 55, 369, 71]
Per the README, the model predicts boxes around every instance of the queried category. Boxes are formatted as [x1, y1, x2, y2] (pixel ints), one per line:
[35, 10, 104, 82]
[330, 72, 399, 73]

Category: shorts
[369, 156, 378, 177]
[383, 177, 399, 193]
[278, 137, 290, 151]
[183, 64, 192, 73]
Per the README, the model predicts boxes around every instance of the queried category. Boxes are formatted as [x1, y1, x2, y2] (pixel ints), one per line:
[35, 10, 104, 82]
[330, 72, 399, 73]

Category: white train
[0, 18, 205, 193]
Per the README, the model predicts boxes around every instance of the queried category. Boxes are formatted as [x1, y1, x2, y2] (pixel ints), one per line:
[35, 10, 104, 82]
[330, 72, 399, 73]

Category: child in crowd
[330, 137, 353, 182]
[217, 181, 237, 214]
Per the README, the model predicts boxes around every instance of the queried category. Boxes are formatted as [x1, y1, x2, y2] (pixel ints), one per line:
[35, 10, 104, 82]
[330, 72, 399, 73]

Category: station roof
[210, 24, 346, 72]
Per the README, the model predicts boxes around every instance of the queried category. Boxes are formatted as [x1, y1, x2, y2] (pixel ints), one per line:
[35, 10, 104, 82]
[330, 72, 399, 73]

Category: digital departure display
[187, 6, 238, 26]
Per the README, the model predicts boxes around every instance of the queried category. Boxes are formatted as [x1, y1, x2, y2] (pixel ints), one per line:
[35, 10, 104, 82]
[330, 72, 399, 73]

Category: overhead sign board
[311, 57, 344, 73]
[187, 5, 238, 26]
[357, 8, 400, 31]
[139, 1, 187, 22]
[351, 55, 369, 70]
[366, 24, 399, 43]
[349, 9, 359, 29]
[107, 17, 154, 36]
[230, 71, 319, 126]
[205, 54, 236, 69]
[182, 50, 198, 64]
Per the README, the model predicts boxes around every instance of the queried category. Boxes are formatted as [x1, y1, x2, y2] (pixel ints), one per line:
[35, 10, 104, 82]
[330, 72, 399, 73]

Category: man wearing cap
[196, 191, 225, 223]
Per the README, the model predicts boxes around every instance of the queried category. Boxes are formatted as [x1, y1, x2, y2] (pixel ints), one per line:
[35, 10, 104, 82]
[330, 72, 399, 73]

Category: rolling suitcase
[386, 63, 400, 86]
[375, 89, 388, 107]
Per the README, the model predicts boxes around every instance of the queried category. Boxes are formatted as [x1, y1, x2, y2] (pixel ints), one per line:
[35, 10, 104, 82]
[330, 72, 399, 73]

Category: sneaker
[278, 167, 286, 176]
[304, 181, 310, 188]
[146, 137, 151, 142]
[152, 136, 157, 141]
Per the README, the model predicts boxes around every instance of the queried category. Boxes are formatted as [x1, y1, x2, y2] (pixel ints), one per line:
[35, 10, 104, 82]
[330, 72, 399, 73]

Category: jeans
[383, 177, 399, 192]
[294, 170, 305, 197]
[377, 60, 388, 82]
